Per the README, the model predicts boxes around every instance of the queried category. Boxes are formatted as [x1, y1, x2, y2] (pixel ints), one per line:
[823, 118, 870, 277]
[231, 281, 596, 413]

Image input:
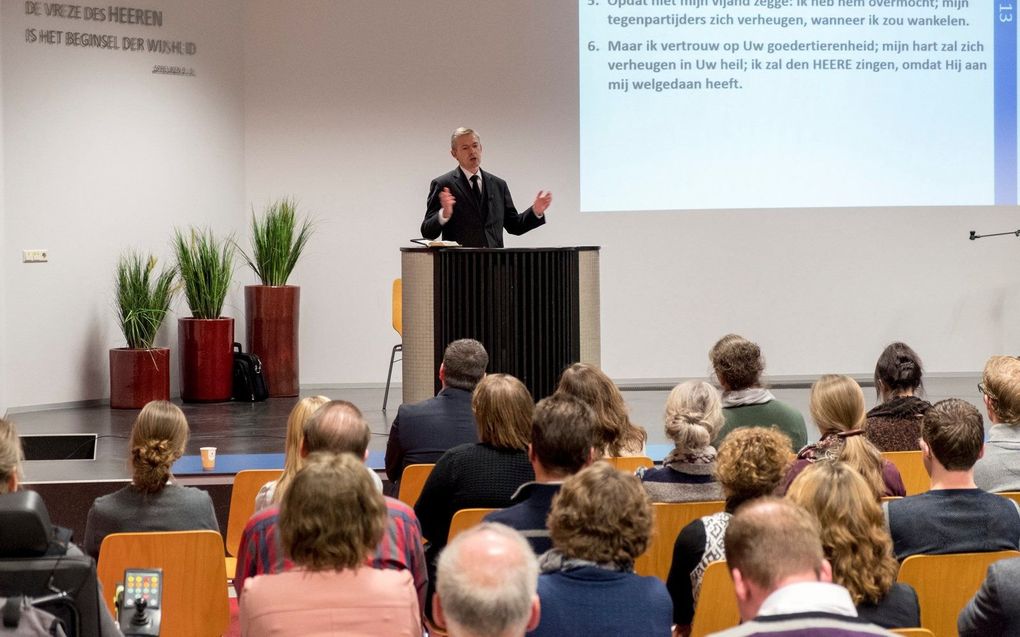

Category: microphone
[969, 230, 976, 240]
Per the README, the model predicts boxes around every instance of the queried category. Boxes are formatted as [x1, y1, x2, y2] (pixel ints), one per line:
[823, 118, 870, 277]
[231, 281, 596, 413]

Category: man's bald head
[435, 523, 540, 637]
[302, 400, 371, 457]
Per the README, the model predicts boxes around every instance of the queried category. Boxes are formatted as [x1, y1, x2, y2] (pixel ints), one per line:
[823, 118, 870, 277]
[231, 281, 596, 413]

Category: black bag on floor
[233, 342, 269, 402]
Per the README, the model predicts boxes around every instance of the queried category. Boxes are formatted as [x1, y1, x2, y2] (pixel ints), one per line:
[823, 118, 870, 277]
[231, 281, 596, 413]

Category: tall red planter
[109, 347, 171, 409]
[178, 317, 234, 402]
[245, 285, 299, 397]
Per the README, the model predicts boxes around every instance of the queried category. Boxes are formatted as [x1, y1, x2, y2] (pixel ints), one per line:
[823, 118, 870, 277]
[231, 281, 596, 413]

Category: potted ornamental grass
[239, 198, 314, 397]
[174, 227, 235, 402]
[110, 252, 177, 409]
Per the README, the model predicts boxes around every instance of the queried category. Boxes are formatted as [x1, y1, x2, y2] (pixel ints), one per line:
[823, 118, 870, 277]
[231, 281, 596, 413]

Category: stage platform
[7, 376, 982, 542]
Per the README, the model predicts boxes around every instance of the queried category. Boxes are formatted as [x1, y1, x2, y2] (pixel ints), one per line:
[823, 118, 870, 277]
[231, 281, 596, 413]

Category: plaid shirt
[234, 496, 427, 615]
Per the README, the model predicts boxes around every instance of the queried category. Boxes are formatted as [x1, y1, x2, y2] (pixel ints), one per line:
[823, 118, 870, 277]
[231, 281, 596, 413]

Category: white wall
[0, 10, 7, 413]
[1, 0, 245, 408]
[243, 0, 1020, 387]
[1, 0, 1016, 409]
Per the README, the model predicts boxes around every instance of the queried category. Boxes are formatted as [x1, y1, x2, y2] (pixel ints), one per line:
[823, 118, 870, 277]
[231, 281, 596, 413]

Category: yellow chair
[897, 550, 1020, 637]
[397, 463, 435, 508]
[224, 469, 283, 577]
[891, 630, 935, 637]
[97, 530, 229, 637]
[882, 451, 929, 496]
[634, 500, 726, 581]
[690, 560, 739, 637]
[606, 456, 654, 473]
[447, 508, 499, 542]
[998, 491, 1020, 508]
[383, 278, 402, 411]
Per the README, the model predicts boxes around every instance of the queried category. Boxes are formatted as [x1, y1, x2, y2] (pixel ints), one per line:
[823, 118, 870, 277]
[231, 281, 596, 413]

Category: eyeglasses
[978, 383, 994, 399]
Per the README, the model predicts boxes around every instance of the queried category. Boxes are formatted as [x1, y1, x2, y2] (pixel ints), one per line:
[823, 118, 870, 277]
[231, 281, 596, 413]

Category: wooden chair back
[891, 630, 935, 637]
[392, 278, 402, 336]
[897, 550, 1020, 637]
[226, 469, 283, 557]
[97, 530, 229, 637]
[690, 561, 739, 637]
[634, 501, 726, 580]
[398, 463, 435, 507]
[998, 491, 1020, 508]
[447, 508, 499, 543]
[882, 451, 929, 495]
[606, 455, 654, 473]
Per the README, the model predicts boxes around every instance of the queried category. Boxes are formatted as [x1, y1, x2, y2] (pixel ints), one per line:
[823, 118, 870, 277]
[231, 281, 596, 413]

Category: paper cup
[200, 447, 217, 471]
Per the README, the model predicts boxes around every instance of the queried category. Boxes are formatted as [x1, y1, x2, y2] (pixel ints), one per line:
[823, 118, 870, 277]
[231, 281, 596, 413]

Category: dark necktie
[470, 174, 482, 205]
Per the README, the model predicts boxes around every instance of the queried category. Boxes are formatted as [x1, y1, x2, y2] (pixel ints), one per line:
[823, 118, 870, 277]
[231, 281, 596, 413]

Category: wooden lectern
[400, 247, 601, 404]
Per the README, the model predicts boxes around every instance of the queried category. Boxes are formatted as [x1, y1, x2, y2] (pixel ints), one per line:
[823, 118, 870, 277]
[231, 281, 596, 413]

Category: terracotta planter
[178, 317, 234, 402]
[245, 285, 299, 397]
[109, 347, 171, 409]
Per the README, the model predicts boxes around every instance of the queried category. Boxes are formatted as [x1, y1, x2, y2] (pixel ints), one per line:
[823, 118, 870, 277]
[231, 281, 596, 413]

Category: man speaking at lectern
[421, 127, 552, 248]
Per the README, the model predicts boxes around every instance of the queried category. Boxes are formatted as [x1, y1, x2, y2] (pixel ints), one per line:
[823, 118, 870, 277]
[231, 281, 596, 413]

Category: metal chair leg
[383, 344, 403, 411]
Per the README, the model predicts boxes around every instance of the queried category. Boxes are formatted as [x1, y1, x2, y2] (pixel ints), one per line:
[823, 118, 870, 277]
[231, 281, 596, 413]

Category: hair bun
[895, 359, 916, 381]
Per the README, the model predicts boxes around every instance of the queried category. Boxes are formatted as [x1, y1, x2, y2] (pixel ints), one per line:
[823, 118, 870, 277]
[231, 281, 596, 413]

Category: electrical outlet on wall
[22, 249, 48, 263]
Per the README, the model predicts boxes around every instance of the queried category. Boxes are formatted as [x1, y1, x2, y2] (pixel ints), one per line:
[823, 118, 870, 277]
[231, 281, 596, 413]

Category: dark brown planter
[109, 347, 171, 409]
[245, 285, 299, 397]
[178, 317, 234, 402]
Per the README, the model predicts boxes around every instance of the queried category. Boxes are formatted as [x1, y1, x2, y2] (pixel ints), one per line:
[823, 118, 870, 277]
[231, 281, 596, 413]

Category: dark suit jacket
[959, 556, 1020, 636]
[421, 167, 545, 248]
[384, 387, 479, 484]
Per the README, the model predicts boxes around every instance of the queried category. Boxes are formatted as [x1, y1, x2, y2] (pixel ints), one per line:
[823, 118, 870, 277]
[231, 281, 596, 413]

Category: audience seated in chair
[234, 400, 426, 614]
[714, 497, 896, 637]
[865, 342, 930, 452]
[416, 373, 536, 620]
[638, 380, 725, 503]
[528, 461, 671, 637]
[83, 401, 218, 559]
[253, 395, 330, 511]
[385, 338, 487, 491]
[974, 355, 1020, 492]
[709, 334, 807, 451]
[0, 417, 122, 637]
[485, 394, 597, 554]
[434, 523, 540, 637]
[884, 398, 1020, 560]
[958, 555, 1020, 636]
[787, 461, 920, 629]
[781, 375, 905, 498]
[240, 452, 421, 636]
[555, 363, 647, 457]
[667, 426, 792, 636]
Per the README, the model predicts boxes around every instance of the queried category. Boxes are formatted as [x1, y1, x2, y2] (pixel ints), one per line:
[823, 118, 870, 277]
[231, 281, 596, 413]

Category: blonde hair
[664, 381, 723, 453]
[810, 375, 887, 498]
[279, 452, 386, 571]
[556, 363, 647, 456]
[983, 355, 1020, 424]
[273, 395, 330, 504]
[786, 462, 898, 605]
[0, 419, 23, 494]
[472, 374, 533, 450]
[548, 462, 652, 564]
[130, 401, 188, 494]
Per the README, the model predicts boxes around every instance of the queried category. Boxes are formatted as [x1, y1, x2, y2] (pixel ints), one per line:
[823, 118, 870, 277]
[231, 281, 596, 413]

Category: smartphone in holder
[118, 568, 163, 636]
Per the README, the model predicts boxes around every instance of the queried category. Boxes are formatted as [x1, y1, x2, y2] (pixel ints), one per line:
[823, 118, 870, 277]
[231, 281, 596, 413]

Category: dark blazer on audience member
[384, 387, 479, 484]
[421, 167, 545, 248]
[958, 556, 1020, 637]
[485, 482, 561, 555]
[856, 582, 920, 630]
[83, 484, 219, 558]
